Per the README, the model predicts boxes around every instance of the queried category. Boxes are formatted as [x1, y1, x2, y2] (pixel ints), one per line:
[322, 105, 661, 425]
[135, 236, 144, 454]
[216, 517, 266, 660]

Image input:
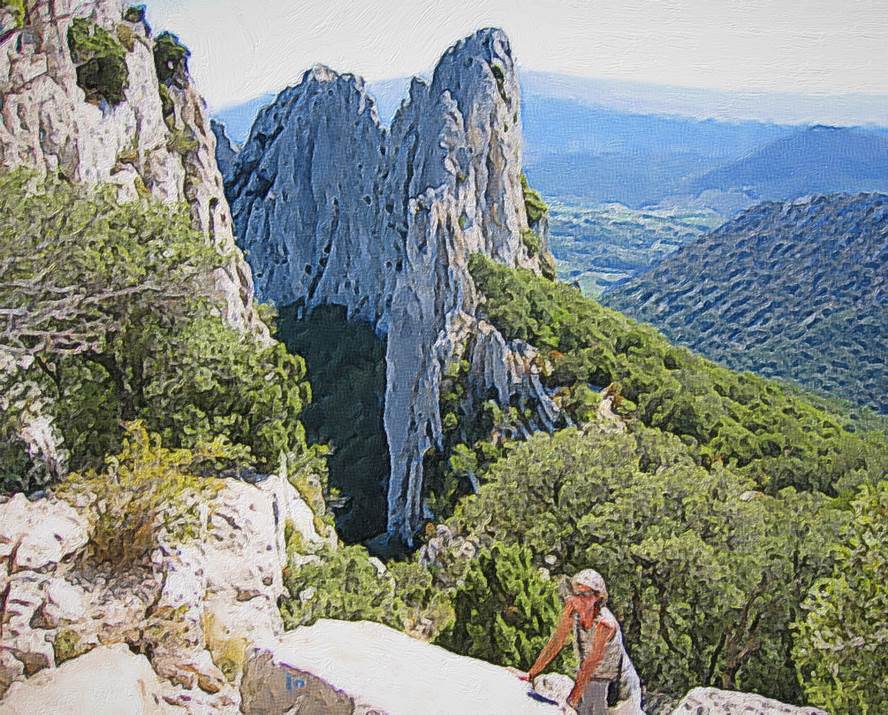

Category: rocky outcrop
[210, 118, 239, 181]
[0, 644, 174, 714]
[240, 618, 564, 714]
[670, 687, 827, 715]
[225, 28, 558, 542]
[0, 0, 266, 339]
[0, 471, 326, 711]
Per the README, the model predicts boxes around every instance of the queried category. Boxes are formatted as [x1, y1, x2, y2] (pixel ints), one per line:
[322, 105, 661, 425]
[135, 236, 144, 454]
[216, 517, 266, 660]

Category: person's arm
[566, 619, 616, 709]
[525, 601, 575, 681]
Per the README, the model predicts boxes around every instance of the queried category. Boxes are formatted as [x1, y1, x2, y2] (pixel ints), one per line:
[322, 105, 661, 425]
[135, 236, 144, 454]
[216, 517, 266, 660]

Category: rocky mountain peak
[224, 27, 558, 543]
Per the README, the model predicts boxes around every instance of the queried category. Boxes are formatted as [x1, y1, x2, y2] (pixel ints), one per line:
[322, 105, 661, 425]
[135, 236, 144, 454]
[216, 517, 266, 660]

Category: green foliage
[123, 5, 147, 24]
[153, 31, 190, 88]
[277, 305, 389, 541]
[468, 254, 886, 496]
[793, 480, 888, 713]
[521, 173, 548, 225]
[436, 542, 574, 673]
[67, 18, 129, 106]
[445, 426, 845, 699]
[520, 228, 542, 258]
[56, 422, 228, 568]
[281, 543, 405, 630]
[167, 127, 198, 156]
[0, 170, 311, 486]
[157, 83, 175, 126]
[53, 628, 91, 665]
[604, 194, 887, 413]
[1, 0, 25, 28]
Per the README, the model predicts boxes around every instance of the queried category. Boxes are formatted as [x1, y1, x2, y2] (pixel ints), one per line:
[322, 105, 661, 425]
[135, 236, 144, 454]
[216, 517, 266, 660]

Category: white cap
[571, 569, 608, 599]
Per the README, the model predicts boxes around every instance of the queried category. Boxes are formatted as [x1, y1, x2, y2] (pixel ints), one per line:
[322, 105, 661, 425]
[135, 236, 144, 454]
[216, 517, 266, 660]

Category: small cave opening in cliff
[277, 304, 390, 543]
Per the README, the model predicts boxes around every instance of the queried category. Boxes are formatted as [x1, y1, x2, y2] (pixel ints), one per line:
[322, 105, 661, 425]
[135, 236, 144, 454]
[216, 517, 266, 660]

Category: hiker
[519, 569, 641, 714]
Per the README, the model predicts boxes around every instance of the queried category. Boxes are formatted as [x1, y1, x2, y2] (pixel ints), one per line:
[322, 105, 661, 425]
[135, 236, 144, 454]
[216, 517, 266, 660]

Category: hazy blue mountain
[685, 125, 888, 204]
[213, 71, 888, 213]
[603, 193, 888, 413]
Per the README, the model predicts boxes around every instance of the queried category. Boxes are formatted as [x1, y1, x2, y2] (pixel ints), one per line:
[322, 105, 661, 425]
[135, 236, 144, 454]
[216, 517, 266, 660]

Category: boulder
[240, 619, 563, 715]
[0, 494, 88, 570]
[0, 644, 175, 714]
[670, 687, 827, 715]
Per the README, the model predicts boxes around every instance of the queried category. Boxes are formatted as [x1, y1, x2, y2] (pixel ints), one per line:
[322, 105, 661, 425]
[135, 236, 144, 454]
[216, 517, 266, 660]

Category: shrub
[446, 426, 845, 699]
[123, 5, 146, 25]
[521, 173, 548, 225]
[520, 228, 542, 258]
[153, 31, 190, 88]
[436, 541, 574, 673]
[56, 422, 231, 568]
[166, 126, 198, 155]
[281, 543, 406, 630]
[67, 18, 129, 105]
[0, 170, 310, 481]
[793, 480, 888, 713]
[468, 253, 887, 496]
[1, 0, 25, 28]
[53, 628, 91, 665]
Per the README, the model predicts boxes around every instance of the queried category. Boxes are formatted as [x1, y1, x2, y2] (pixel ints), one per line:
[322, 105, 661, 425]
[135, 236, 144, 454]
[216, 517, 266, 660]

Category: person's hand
[516, 672, 532, 682]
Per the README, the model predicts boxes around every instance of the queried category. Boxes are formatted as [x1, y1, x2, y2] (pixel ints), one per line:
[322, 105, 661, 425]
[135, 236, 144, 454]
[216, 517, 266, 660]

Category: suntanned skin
[519, 588, 616, 710]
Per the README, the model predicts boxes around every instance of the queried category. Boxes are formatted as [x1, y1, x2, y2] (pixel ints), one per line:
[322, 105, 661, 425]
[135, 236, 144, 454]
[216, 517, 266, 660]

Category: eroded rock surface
[670, 687, 827, 715]
[0, 472, 324, 712]
[226, 28, 558, 541]
[0, 0, 265, 338]
[241, 618, 564, 715]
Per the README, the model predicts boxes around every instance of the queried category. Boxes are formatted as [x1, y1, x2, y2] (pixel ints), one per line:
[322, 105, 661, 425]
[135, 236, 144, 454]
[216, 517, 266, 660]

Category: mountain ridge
[603, 192, 888, 412]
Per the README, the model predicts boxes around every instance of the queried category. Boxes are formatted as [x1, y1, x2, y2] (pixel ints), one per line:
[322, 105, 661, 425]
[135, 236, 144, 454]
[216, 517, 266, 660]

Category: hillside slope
[603, 193, 888, 412]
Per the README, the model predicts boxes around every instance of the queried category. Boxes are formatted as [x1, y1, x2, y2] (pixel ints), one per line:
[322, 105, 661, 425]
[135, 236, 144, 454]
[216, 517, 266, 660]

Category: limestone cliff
[0, 0, 265, 338]
[225, 29, 559, 543]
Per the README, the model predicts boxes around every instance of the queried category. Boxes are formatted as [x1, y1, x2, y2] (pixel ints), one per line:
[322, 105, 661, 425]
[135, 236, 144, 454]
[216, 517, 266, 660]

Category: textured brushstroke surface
[0, 0, 265, 338]
[604, 193, 888, 412]
[226, 28, 558, 542]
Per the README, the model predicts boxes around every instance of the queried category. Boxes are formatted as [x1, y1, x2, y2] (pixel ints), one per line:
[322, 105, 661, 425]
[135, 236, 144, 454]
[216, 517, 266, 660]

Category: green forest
[1, 169, 885, 713]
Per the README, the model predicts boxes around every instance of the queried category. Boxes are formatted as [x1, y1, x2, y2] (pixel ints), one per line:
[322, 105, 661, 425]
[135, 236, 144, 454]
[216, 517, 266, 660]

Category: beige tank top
[573, 606, 623, 680]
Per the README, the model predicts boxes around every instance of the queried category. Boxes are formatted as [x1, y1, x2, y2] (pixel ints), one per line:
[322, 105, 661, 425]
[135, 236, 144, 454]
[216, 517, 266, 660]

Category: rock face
[0, 645, 174, 714]
[0, 0, 265, 338]
[0, 471, 327, 711]
[211, 118, 239, 181]
[226, 28, 558, 542]
[240, 618, 563, 715]
[670, 687, 827, 715]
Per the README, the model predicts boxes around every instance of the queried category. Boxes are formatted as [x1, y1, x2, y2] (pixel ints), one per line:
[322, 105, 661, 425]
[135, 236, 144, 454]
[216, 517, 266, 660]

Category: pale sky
[147, 0, 888, 115]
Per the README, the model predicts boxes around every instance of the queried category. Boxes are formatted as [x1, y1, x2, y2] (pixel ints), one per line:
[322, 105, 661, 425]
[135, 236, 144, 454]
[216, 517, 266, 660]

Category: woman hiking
[519, 569, 642, 714]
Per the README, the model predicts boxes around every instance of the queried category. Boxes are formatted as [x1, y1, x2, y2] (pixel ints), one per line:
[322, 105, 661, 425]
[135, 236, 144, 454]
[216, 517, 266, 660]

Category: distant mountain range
[603, 193, 888, 413]
[214, 71, 888, 215]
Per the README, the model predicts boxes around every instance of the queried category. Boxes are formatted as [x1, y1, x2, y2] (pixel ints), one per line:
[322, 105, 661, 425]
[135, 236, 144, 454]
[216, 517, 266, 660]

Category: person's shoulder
[598, 607, 619, 629]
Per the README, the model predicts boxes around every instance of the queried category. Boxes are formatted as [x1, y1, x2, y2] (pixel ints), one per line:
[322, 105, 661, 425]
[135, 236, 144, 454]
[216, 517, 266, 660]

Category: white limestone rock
[670, 687, 827, 715]
[226, 28, 558, 542]
[0, 0, 266, 339]
[0, 493, 87, 570]
[240, 619, 563, 715]
[0, 644, 176, 714]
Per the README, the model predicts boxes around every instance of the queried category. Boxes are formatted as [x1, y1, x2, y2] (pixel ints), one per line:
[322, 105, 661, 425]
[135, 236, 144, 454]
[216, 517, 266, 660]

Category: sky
[146, 0, 888, 123]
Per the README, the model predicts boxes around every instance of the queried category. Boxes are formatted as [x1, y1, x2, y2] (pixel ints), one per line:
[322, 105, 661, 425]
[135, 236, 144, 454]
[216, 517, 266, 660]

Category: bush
[67, 18, 129, 105]
[468, 253, 887, 496]
[446, 426, 845, 700]
[1, 0, 25, 28]
[281, 543, 406, 630]
[0, 170, 310, 482]
[521, 174, 548, 225]
[436, 541, 574, 673]
[793, 480, 888, 713]
[153, 31, 190, 88]
[56, 422, 231, 567]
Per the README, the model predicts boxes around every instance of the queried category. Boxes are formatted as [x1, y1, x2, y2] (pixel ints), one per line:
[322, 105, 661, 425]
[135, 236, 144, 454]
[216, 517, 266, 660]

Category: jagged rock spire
[226, 28, 557, 542]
